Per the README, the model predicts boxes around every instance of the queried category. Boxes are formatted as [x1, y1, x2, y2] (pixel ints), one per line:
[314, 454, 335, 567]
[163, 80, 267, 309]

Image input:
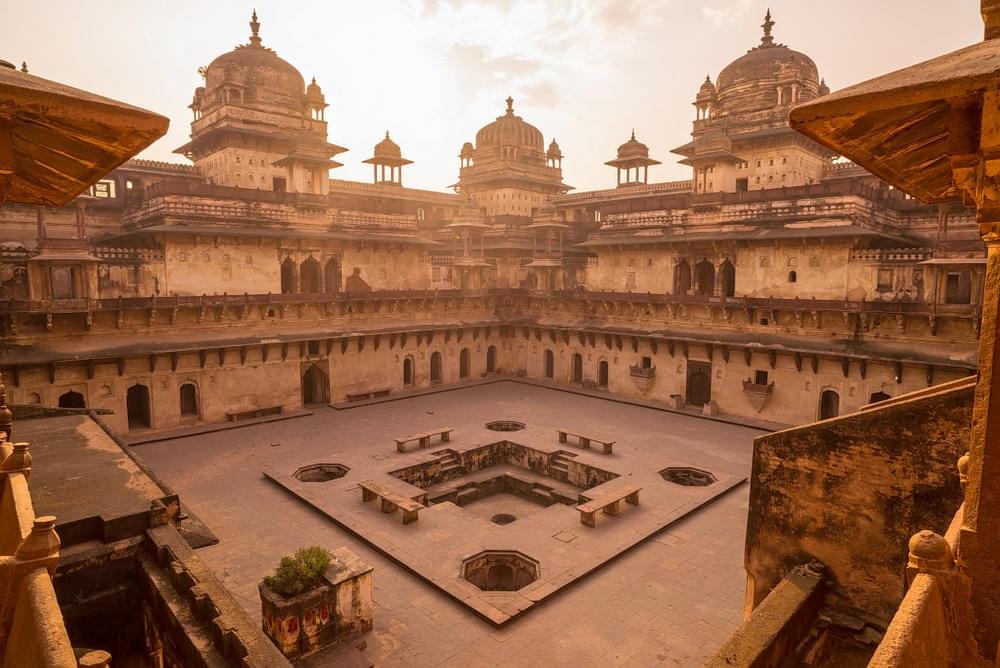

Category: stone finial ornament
[15, 515, 61, 565]
[907, 529, 954, 578]
[249, 9, 262, 47]
[760, 9, 775, 47]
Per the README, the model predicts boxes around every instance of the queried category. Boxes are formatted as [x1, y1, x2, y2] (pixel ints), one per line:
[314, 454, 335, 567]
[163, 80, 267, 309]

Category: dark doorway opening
[598, 360, 609, 388]
[694, 260, 715, 296]
[403, 357, 414, 386]
[572, 353, 583, 384]
[58, 391, 86, 409]
[868, 391, 891, 404]
[179, 383, 198, 417]
[302, 365, 329, 405]
[126, 384, 151, 430]
[820, 389, 840, 420]
[686, 361, 712, 406]
[486, 346, 496, 373]
[544, 350, 554, 379]
[300, 257, 322, 293]
[280, 257, 295, 294]
[460, 348, 470, 379]
[430, 352, 442, 384]
[673, 260, 691, 295]
[325, 258, 341, 294]
[719, 259, 736, 297]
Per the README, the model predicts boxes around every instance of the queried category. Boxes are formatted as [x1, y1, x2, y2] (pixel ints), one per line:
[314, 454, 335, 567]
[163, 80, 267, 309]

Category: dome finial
[631, 128, 636, 141]
[505, 96, 514, 114]
[249, 9, 262, 47]
[385, 130, 390, 139]
[761, 8, 775, 46]
[20, 61, 27, 73]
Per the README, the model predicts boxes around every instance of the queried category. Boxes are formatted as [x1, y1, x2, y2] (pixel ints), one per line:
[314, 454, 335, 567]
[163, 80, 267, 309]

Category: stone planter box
[260, 547, 373, 659]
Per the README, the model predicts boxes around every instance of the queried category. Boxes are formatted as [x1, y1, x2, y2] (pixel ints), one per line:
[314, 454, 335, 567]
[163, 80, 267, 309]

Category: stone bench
[225, 405, 282, 421]
[395, 427, 453, 453]
[358, 479, 426, 524]
[345, 388, 391, 402]
[557, 428, 615, 455]
[576, 484, 641, 527]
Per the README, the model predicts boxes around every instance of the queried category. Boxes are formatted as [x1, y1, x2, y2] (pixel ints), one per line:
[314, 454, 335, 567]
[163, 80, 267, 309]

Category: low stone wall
[745, 377, 974, 628]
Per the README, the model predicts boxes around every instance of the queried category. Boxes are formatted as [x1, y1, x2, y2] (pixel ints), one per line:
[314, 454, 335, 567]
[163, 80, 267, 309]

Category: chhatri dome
[712, 9, 821, 117]
[198, 11, 310, 116]
[475, 96, 544, 153]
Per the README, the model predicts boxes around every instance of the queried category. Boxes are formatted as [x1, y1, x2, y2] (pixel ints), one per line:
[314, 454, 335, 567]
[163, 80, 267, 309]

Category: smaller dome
[818, 78, 830, 96]
[547, 139, 562, 159]
[617, 130, 650, 160]
[698, 75, 717, 98]
[374, 131, 401, 159]
[306, 77, 322, 96]
[460, 141, 475, 158]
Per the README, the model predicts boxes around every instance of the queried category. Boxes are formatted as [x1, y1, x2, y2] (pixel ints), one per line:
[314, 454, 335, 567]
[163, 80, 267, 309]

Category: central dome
[202, 11, 306, 113]
[715, 11, 820, 116]
[475, 97, 544, 151]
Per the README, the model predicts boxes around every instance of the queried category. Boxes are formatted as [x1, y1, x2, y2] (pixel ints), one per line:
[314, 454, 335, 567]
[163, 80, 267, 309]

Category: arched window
[486, 346, 497, 373]
[58, 390, 86, 409]
[788, 270, 797, 283]
[544, 350, 554, 379]
[324, 258, 341, 294]
[719, 259, 736, 297]
[598, 360, 609, 388]
[819, 389, 840, 420]
[280, 257, 296, 294]
[126, 384, 151, 430]
[572, 353, 583, 384]
[403, 357, 414, 386]
[430, 352, 442, 384]
[694, 260, 715, 296]
[179, 383, 199, 418]
[673, 260, 692, 295]
[300, 257, 322, 293]
[460, 348, 470, 379]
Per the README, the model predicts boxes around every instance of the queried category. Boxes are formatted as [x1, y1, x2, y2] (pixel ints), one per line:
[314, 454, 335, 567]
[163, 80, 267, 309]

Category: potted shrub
[259, 546, 373, 659]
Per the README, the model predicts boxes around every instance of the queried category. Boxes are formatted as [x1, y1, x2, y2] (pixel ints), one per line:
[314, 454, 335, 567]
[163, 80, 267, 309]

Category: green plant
[263, 546, 333, 597]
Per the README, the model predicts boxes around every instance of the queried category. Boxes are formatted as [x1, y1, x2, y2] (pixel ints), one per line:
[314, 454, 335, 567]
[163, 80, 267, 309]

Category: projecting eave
[103, 223, 442, 248]
[575, 224, 917, 248]
[790, 37, 1000, 204]
[677, 150, 747, 167]
[0, 66, 168, 206]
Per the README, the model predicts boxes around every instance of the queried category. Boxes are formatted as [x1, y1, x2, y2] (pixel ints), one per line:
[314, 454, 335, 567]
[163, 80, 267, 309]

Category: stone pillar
[955, 85, 1000, 660]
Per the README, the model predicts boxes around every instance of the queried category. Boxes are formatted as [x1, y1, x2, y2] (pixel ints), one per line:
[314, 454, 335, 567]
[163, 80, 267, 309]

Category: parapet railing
[0, 288, 981, 320]
[0, 441, 81, 667]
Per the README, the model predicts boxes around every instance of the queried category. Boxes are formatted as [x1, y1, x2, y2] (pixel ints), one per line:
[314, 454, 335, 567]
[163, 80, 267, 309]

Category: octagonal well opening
[660, 466, 717, 487]
[462, 550, 538, 592]
[293, 463, 350, 483]
[485, 420, 526, 432]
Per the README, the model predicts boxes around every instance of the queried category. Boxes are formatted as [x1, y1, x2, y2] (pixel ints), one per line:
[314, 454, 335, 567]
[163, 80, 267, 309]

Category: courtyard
[135, 381, 761, 666]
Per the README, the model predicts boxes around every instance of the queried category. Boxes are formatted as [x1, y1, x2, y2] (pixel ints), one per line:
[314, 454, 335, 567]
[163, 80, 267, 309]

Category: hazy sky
[2, 1, 984, 192]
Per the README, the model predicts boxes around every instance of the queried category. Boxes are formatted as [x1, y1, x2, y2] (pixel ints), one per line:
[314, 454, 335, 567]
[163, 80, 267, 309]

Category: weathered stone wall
[744, 378, 974, 627]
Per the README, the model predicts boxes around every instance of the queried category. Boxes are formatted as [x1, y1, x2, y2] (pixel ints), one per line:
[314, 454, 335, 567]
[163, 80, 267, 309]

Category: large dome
[475, 97, 544, 151]
[202, 11, 306, 113]
[715, 11, 820, 115]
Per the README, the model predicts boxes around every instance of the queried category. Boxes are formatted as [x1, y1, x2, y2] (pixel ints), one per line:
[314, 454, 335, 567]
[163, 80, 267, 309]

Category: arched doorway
[686, 362, 712, 406]
[300, 257, 322, 293]
[430, 352, 443, 384]
[58, 390, 86, 409]
[869, 391, 891, 404]
[302, 365, 329, 405]
[572, 353, 583, 384]
[126, 384, 151, 430]
[820, 389, 840, 419]
[673, 260, 691, 295]
[486, 346, 497, 373]
[598, 360, 609, 388]
[486, 564, 515, 591]
[403, 357, 414, 386]
[280, 257, 295, 294]
[719, 259, 736, 297]
[179, 383, 199, 418]
[460, 348, 470, 379]
[324, 258, 341, 293]
[694, 260, 715, 295]
[544, 350, 554, 379]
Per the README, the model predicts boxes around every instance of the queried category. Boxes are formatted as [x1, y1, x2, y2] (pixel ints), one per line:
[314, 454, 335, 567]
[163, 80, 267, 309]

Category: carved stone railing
[629, 365, 655, 379]
[848, 248, 934, 263]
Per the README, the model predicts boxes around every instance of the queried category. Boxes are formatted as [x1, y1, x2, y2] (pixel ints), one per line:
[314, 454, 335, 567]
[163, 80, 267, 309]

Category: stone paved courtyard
[136, 382, 761, 666]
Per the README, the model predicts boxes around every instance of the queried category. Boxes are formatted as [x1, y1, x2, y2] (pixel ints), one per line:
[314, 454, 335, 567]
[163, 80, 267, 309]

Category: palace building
[0, 9, 995, 664]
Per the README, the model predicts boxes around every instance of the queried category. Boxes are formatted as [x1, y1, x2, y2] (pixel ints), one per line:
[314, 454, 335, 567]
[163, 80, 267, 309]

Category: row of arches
[280, 256, 341, 294]
[403, 347, 499, 386]
[673, 259, 736, 297]
[57, 382, 202, 431]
